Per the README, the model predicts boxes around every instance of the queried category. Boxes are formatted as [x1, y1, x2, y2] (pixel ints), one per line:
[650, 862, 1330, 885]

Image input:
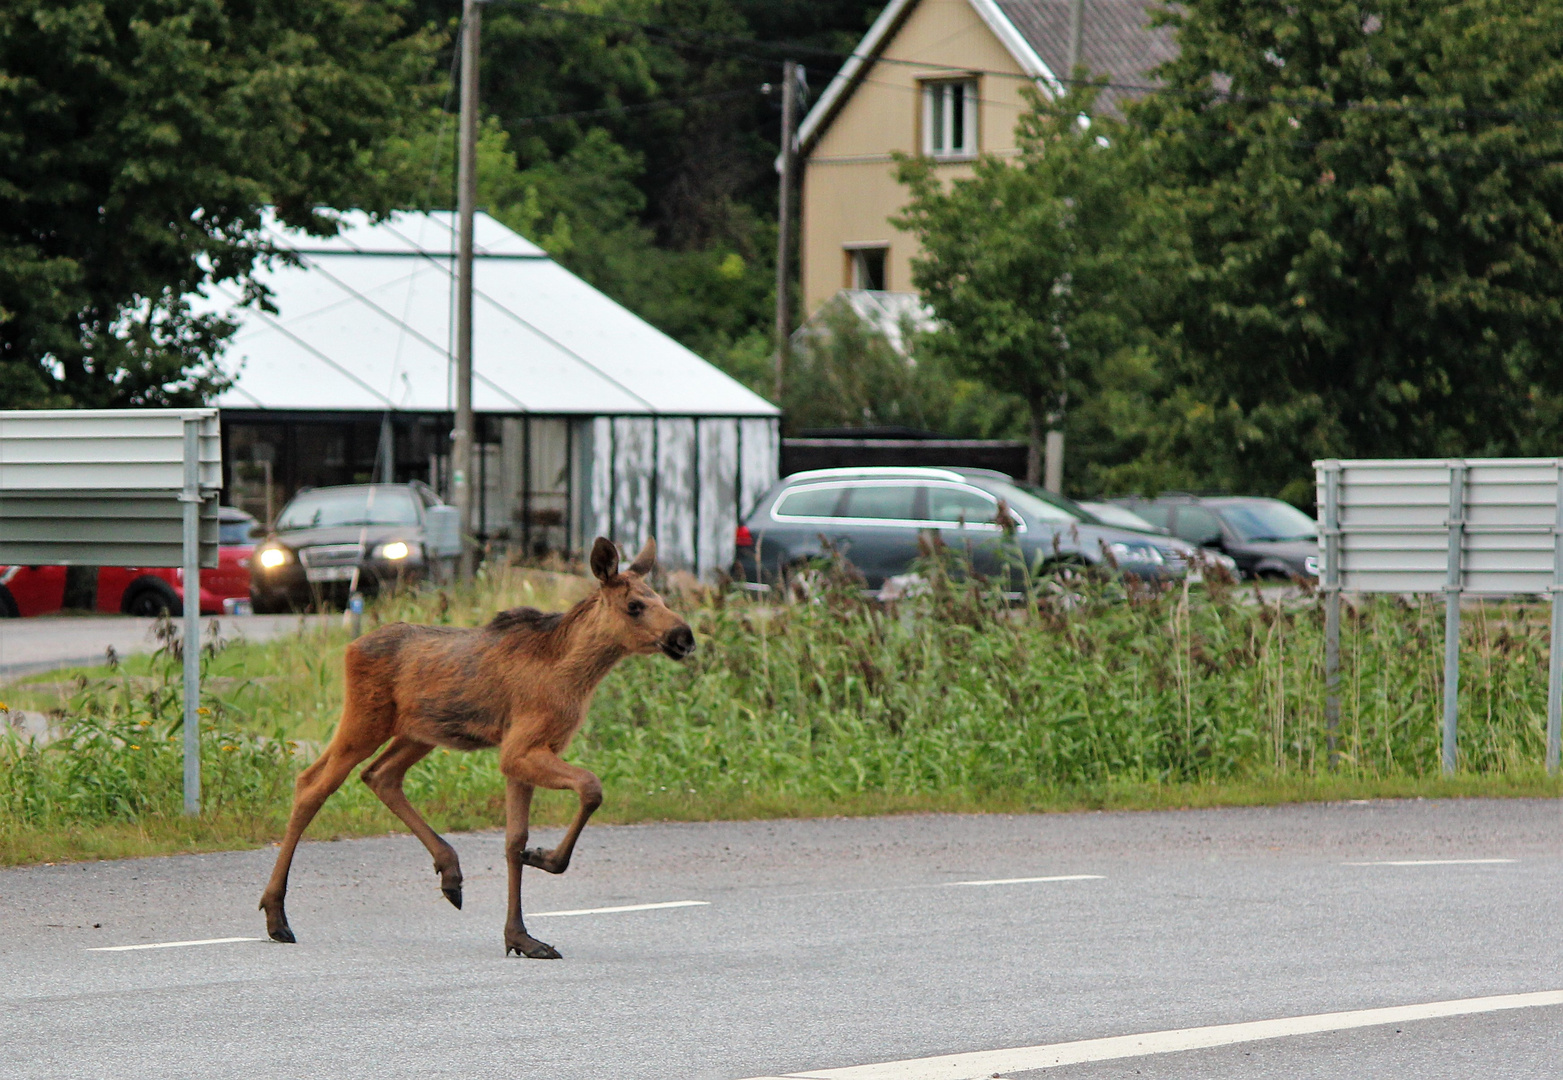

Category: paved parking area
[0, 613, 331, 682]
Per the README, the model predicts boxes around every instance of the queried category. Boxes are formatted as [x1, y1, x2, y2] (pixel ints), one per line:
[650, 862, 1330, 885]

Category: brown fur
[258, 536, 693, 959]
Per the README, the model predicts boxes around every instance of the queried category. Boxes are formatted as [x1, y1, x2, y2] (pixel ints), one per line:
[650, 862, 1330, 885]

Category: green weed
[2, 559, 1559, 866]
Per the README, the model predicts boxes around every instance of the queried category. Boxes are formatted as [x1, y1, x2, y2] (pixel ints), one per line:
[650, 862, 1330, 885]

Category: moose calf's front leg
[518, 758, 603, 876]
[502, 778, 559, 960]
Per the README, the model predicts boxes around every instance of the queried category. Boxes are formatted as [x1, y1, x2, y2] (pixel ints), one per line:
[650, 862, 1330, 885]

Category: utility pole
[1045, 0, 1085, 496]
[453, 0, 481, 579]
[1066, 0, 1085, 84]
[773, 59, 800, 405]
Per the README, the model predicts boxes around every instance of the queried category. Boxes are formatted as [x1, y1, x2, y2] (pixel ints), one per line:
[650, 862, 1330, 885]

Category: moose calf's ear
[590, 537, 620, 582]
[627, 537, 657, 576]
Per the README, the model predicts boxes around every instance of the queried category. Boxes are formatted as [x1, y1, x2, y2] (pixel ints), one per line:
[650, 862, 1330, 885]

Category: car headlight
[1108, 542, 1164, 565]
[257, 546, 291, 570]
[373, 540, 420, 562]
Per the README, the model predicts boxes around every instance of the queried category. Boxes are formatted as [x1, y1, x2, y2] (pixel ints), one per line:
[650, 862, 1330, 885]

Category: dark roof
[995, 0, 1178, 114]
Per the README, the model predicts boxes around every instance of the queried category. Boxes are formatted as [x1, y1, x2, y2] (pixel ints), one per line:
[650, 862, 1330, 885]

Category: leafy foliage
[896, 85, 1184, 481]
[1133, 0, 1563, 502]
[0, 0, 440, 408]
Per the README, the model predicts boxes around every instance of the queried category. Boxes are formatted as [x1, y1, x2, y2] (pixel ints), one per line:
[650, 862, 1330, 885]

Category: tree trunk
[1026, 401, 1044, 485]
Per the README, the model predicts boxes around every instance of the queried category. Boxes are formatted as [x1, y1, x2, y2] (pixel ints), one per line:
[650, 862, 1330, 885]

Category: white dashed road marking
[1343, 858, 1516, 866]
[88, 937, 262, 953]
[944, 875, 1104, 888]
[529, 900, 710, 918]
[736, 990, 1563, 1079]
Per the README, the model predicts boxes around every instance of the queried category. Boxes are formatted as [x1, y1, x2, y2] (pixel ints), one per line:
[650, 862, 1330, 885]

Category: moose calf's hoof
[505, 934, 562, 960]
[268, 925, 297, 944]
[520, 847, 565, 874]
[442, 885, 464, 910]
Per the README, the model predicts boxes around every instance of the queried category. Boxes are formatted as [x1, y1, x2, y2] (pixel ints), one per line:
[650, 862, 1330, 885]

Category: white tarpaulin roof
[211, 210, 778, 417]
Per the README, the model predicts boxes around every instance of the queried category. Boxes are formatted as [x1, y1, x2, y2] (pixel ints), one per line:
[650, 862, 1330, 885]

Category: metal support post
[1322, 464, 1342, 768]
[181, 418, 202, 815]
[1442, 462, 1466, 776]
[1548, 461, 1563, 773]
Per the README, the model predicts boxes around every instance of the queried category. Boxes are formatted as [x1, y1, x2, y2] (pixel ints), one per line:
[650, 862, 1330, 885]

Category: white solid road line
[529, 900, 710, 918]
[944, 875, 1104, 887]
[87, 937, 262, 953]
[735, 990, 1563, 1080]
[1343, 858, 1517, 866]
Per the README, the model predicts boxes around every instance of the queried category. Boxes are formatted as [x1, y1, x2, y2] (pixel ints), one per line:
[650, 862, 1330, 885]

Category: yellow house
[797, 0, 1176, 315]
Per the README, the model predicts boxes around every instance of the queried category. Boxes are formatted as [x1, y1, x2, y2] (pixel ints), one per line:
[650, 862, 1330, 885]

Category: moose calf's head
[590, 537, 696, 661]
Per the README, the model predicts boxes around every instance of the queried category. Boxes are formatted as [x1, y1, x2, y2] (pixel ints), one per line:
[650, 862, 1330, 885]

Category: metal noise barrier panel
[1314, 457, 1563, 775]
[0, 409, 221, 568]
[0, 408, 223, 816]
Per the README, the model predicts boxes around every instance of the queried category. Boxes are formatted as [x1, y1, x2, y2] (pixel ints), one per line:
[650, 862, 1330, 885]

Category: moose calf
[258, 536, 694, 958]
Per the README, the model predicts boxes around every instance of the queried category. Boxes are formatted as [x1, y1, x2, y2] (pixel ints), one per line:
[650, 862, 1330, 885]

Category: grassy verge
[4, 557, 1562, 867]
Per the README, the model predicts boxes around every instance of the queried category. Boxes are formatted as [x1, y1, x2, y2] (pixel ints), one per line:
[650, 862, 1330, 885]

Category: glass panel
[978, 479, 1079, 524]
[277, 486, 420, 531]
[774, 485, 844, 518]
[842, 484, 918, 520]
[854, 248, 887, 290]
[925, 485, 998, 525]
[951, 83, 966, 151]
[1173, 506, 1223, 545]
[1133, 504, 1172, 528]
[1219, 500, 1319, 542]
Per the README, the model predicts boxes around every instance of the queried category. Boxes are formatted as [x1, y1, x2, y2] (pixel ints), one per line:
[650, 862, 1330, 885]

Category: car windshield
[1219, 500, 1318, 542]
[277, 487, 420, 531]
[218, 519, 256, 545]
[981, 480, 1081, 525]
[1084, 503, 1163, 533]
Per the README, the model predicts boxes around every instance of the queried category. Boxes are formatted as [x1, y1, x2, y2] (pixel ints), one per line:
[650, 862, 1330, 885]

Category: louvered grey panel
[0, 410, 221, 567]
[1316, 457, 1563, 595]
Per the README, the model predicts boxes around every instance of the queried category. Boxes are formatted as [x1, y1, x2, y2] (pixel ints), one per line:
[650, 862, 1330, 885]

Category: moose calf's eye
[627, 600, 645, 617]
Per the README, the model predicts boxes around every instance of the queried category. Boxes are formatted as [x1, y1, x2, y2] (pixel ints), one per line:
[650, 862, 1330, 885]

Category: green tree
[896, 85, 1179, 484]
[1136, 0, 1563, 502]
[0, 0, 440, 408]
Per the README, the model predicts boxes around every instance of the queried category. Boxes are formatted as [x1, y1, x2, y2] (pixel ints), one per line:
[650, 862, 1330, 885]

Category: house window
[923, 79, 977, 158]
[847, 245, 888, 291]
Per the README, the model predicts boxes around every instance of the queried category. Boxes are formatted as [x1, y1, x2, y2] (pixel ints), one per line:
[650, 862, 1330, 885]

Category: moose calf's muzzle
[661, 625, 696, 660]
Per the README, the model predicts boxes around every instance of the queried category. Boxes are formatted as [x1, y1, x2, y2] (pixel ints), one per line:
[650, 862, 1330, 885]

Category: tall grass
[1, 558, 1557, 864]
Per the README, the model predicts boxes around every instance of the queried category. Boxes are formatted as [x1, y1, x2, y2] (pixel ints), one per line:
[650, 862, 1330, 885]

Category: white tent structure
[212, 210, 779, 578]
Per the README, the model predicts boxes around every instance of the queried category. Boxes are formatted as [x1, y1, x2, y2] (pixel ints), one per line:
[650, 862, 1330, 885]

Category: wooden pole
[453, 0, 481, 579]
[773, 60, 800, 405]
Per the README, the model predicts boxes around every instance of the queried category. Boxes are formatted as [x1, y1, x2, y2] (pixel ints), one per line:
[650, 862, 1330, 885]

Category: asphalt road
[1, 798, 1560, 1079]
[0, 613, 332, 682]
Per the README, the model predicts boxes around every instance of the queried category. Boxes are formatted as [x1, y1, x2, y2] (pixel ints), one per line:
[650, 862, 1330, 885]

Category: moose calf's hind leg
[361, 736, 464, 909]
[259, 741, 377, 943]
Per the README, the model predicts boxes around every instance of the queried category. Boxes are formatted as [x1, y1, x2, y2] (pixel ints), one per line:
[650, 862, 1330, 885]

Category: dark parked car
[250, 483, 454, 612]
[731, 467, 1204, 590]
[1107, 495, 1319, 580]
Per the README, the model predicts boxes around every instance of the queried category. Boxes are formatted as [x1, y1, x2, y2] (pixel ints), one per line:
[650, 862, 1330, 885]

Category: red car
[0, 507, 259, 618]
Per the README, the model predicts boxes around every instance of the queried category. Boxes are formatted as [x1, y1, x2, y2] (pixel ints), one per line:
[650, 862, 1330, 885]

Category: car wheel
[0, 585, 17, 618]
[123, 580, 180, 617]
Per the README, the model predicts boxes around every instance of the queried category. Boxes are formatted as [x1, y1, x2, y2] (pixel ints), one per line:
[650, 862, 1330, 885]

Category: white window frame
[922, 78, 978, 159]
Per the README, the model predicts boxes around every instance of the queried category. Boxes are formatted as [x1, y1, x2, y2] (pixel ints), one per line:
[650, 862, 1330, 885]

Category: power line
[485, 0, 1563, 125]
[509, 86, 765, 127]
